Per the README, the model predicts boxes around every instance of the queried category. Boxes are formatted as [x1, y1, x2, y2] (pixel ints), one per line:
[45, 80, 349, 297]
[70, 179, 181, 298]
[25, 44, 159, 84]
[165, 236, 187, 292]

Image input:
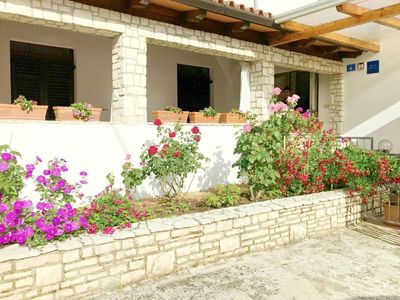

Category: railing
[337, 136, 374, 151]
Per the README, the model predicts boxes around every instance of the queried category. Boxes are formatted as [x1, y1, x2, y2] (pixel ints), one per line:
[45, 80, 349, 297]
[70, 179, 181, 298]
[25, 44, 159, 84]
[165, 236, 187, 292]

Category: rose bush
[138, 120, 207, 199]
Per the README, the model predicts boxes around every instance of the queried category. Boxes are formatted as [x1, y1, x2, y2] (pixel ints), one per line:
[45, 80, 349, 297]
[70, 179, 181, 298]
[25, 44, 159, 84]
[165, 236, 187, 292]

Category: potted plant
[53, 102, 102, 122]
[220, 109, 256, 124]
[0, 96, 48, 120]
[152, 106, 189, 123]
[189, 106, 220, 123]
[383, 189, 400, 226]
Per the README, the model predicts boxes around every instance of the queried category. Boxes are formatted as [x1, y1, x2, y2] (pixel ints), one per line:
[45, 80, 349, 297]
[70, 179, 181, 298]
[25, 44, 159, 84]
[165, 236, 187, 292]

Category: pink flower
[268, 103, 277, 114]
[292, 94, 300, 101]
[296, 107, 304, 113]
[302, 110, 311, 119]
[1, 153, 12, 161]
[243, 123, 252, 133]
[125, 154, 131, 161]
[191, 126, 200, 134]
[0, 162, 9, 173]
[287, 97, 297, 105]
[169, 132, 176, 138]
[272, 87, 282, 96]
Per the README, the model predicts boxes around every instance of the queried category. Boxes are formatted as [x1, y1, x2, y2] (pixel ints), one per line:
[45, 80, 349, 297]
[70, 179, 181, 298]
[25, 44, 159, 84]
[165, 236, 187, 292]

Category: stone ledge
[0, 190, 362, 299]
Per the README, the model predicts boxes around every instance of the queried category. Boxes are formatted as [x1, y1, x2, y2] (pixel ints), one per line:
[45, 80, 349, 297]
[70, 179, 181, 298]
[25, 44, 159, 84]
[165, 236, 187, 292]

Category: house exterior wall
[342, 32, 400, 152]
[0, 0, 343, 130]
[0, 19, 113, 121]
[147, 44, 241, 121]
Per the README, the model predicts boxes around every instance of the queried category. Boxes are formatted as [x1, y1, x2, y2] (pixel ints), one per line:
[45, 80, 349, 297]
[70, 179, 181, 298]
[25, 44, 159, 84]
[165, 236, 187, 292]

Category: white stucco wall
[0, 20, 113, 121]
[0, 121, 241, 203]
[342, 32, 400, 153]
[147, 44, 241, 120]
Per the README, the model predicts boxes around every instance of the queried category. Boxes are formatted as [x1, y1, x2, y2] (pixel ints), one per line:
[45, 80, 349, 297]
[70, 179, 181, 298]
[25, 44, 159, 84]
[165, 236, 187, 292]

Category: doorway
[10, 41, 75, 119]
[274, 69, 318, 113]
[177, 64, 211, 112]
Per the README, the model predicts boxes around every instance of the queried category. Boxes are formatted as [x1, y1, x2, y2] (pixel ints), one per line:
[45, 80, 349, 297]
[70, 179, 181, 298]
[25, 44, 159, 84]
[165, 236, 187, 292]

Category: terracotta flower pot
[152, 111, 189, 123]
[53, 106, 102, 121]
[0, 104, 48, 120]
[189, 112, 221, 123]
[220, 113, 246, 124]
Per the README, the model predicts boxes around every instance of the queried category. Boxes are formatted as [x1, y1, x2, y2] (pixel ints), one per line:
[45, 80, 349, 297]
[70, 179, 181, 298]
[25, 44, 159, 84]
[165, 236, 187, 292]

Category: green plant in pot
[152, 106, 189, 123]
[189, 106, 221, 123]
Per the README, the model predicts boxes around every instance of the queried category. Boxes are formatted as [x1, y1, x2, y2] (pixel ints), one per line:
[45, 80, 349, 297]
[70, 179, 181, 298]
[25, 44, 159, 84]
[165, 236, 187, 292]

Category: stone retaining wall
[0, 190, 362, 300]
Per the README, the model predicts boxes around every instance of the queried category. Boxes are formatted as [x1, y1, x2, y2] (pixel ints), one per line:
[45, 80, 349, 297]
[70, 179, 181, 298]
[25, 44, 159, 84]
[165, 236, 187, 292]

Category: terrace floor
[93, 226, 400, 300]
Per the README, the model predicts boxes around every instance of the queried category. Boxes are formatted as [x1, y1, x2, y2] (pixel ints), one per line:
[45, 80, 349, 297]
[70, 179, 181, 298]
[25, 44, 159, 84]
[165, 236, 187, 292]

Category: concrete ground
[93, 228, 400, 300]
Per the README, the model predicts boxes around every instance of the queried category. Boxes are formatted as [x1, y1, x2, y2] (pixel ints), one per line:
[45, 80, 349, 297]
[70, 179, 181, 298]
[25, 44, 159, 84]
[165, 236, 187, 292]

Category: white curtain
[239, 62, 251, 112]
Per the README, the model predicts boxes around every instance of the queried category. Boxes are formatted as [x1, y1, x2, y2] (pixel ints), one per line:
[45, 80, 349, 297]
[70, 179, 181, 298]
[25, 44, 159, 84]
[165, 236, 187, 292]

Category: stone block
[36, 264, 62, 286]
[121, 270, 145, 284]
[146, 251, 175, 277]
[220, 236, 240, 253]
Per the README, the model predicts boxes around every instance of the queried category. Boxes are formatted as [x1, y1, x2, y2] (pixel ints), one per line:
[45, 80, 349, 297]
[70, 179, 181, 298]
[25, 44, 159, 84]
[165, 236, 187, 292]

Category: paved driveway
[92, 228, 400, 300]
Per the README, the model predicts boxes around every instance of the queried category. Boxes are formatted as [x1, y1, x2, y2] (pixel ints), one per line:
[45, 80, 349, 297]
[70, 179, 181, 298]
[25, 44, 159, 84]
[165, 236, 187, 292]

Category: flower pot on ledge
[152, 111, 189, 123]
[189, 112, 221, 124]
[219, 113, 246, 124]
[53, 106, 102, 122]
[0, 104, 48, 120]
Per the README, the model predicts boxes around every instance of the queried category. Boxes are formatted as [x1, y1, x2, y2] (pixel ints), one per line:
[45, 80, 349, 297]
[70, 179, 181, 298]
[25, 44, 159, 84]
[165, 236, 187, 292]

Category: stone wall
[0, 0, 343, 125]
[0, 190, 362, 300]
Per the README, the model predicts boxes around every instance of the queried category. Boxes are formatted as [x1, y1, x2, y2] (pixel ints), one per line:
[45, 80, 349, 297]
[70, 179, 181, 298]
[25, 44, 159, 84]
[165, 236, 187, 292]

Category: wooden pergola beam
[226, 21, 250, 33]
[280, 21, 380, 52]
[271, 3, 400, 47]
[337, 3, 400, 30]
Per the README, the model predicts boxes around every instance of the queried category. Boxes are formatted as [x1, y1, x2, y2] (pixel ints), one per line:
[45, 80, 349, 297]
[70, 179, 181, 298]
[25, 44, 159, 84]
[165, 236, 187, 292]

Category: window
[177, 64, 211, 112]
[10, 41, 75, 119]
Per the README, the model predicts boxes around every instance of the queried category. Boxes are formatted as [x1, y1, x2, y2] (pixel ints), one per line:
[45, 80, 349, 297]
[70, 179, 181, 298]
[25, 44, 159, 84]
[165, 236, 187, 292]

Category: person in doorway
[280, 86, 293, 104]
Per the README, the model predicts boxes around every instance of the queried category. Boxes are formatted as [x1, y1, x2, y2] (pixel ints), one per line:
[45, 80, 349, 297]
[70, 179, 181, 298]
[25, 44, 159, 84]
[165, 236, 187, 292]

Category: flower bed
[0, 190, 363, 299]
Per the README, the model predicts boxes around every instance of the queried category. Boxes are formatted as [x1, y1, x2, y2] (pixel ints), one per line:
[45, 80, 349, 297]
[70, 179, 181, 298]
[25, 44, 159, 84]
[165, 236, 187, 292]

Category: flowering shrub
[140, 121, 207, 198]
[35, 158, 87, 206]
[203, 184, 241, 208]
[83, 175, 147, 234]
[13, 95, 38, 113]
[0, 145, 25, 205]
[0, 200, 88, 247]
[121, 155, 146, 194]
[71, 102, 94, 122]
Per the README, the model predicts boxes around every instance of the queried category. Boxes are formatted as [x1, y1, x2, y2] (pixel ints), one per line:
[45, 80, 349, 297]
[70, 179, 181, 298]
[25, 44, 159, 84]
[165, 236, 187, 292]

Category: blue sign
[367, 60, 379, 74]
[346, 64, 356, 72]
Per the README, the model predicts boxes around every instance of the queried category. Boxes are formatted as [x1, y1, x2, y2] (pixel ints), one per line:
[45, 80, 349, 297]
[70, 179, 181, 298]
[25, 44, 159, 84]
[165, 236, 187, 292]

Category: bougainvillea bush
[0, 145, 25, 205]
[136, 120, 207, 199]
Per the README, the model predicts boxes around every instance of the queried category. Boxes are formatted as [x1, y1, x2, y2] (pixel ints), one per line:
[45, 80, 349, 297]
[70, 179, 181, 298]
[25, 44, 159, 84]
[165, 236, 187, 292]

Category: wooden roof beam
[337, 3, 400, 30]
[271, 3, 400, 46]
[126, 0, 150, 9]
[226, 21, 250, 33]
[279, 21, 379, 52]
[181, 9, 207, 23]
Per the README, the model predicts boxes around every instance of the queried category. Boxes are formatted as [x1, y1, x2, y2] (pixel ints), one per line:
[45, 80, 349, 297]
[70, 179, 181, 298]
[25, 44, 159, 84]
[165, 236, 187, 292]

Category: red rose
[169, 132, 176, 138]
[88, 223, 97, 234]
[102, 226, 115, 234]
[194, 135, 201, 142]
[83, 207, 91, 217]
[153, 118, 162, 126]
[148, 145, 158, 155]
[191, 126, 200, 134]
[173, 151, 181, 158]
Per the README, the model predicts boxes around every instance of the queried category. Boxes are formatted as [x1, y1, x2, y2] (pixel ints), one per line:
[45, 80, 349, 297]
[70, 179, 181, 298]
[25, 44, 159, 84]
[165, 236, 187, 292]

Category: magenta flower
[50, 186, 58, 192]
[61, 166, 68, 172]
[36, 202, 53, 211]
[1, 153, 12, 161]
[25, 171, 33, 178]
[79, 216, 89, 228]
[80, 180, 88, 185]
[0, 161, 9, 173]
[45, 233, 54, 241]
[296, 107, 304, 113]
[35, 218, 45, 229]
[36, 175, 46, 184]
[51, 168, 61, 177]
[26, 164, 35, 172]
[52, 217, 61, 226]
[36, 156, 42, 163]
[0, 203, 9, 213]
[0, 223, 6, 233]
[64, 221, 73, 233]
[63, 186, 73, 194]
[79, 171, 88, 177]
[57, 179, 66, 188]
[43, 170, 51, 176]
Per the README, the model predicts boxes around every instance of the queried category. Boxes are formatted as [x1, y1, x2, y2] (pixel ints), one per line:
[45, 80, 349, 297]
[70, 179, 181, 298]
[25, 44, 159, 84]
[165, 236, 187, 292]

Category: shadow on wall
[196, 148, 232, 190]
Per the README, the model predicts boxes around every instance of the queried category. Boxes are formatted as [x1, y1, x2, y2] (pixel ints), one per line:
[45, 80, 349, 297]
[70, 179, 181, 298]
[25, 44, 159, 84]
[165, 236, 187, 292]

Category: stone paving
[93, 228, 400, 300]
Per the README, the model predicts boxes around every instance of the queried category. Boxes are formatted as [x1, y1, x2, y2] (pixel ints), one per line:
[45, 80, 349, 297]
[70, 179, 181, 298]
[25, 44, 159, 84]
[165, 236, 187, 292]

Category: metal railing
[336, 136, 374, 151]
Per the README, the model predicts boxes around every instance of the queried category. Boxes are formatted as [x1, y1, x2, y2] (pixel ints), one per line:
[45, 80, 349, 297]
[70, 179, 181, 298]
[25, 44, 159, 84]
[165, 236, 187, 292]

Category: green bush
[203, 184, 241, 208]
